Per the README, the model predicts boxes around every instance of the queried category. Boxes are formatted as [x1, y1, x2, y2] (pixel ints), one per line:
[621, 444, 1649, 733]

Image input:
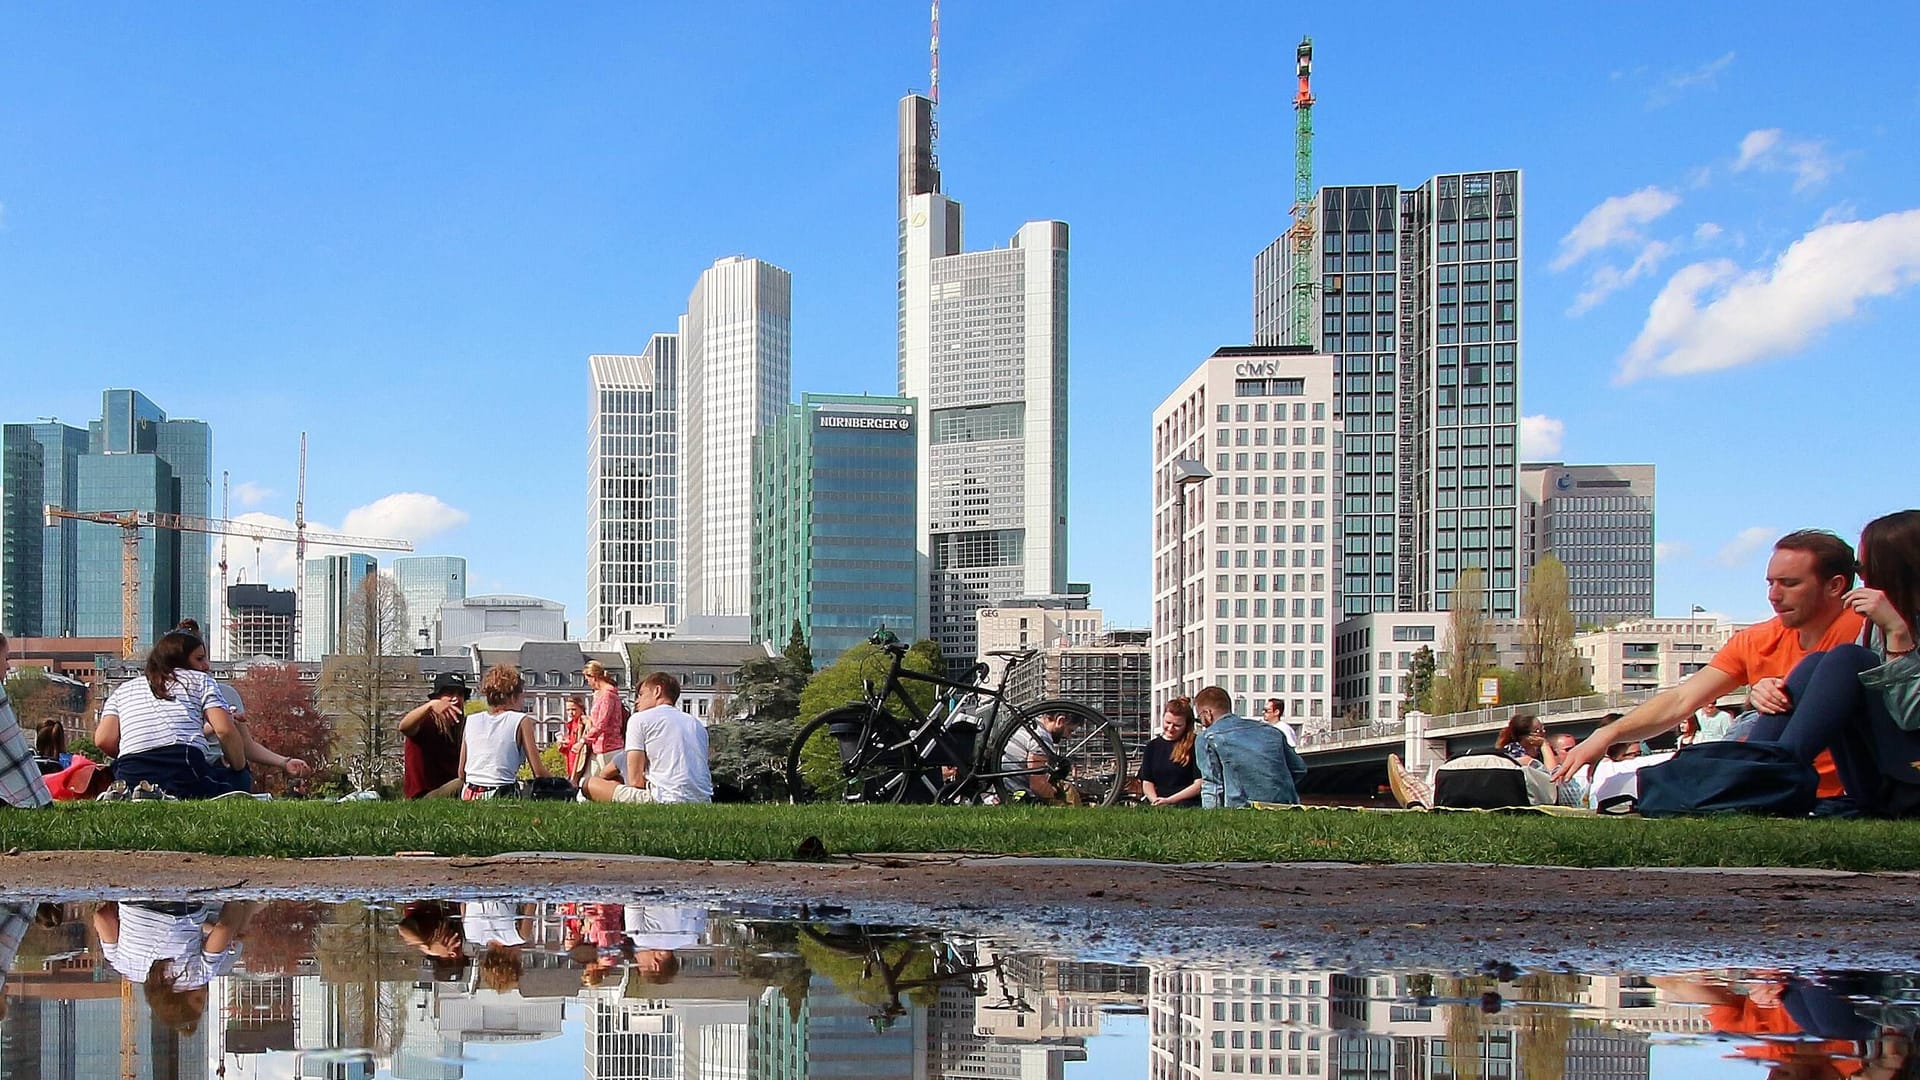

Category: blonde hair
[582, 659, 616, 686]
[480, 664, 524, 708]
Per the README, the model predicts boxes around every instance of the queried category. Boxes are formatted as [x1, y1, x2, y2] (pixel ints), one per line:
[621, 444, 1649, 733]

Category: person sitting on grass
[34, 720, 69, 772]
[400, 672, 471, 799]
[0, 633, 53, 809]
[96, 631, 247, 799]
[582, 672, 712, 805]
[458, 665, 548, 800]
[1193, 685, 1307, 807]
[1495, 715, 1557, 770]
[181, 632, 309, 794]
[1139, 697, 1202, 807]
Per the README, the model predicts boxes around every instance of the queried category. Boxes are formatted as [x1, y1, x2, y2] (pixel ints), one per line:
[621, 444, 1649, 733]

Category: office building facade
[1151, 346, 1340, 721]
[1, 422, 90, 637]
[751, 394, 919, 666]
[897, 93, 1070, 674]
[1520, 462, 1655, 625]
[680, 257, 792, 622]
[227, 583, 297, 661]
[587, 339, 679, 641]
[1256, 171, 1524, 621]
[300, 553, 376, 661]
[393, 555, 468, 654]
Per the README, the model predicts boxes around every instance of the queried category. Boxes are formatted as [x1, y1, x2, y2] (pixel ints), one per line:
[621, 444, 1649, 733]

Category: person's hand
[429, 698, 464, 730]
[1552, 734, 1606, 783]
[1748, 676, 1791, 714]
[284, 758, 311, 777]
[1847, 587, 1905, 634]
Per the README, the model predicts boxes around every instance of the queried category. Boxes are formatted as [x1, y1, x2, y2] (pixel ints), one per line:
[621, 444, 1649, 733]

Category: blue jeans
[1746, 646, 1920, 816]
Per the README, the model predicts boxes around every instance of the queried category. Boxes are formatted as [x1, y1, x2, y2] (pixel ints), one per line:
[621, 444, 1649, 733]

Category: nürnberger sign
[816, 413, 912, 431]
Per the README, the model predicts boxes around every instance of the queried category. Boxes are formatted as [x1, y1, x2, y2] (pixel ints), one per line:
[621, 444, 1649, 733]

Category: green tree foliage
[710, 655, 811, 800]
[792, 639, 945, 797]
[783, 620, 814, 675]
[1405, 646, 1437, 713]
[1431, 567, 1493, 715]
[1517, 554, 1591, 703]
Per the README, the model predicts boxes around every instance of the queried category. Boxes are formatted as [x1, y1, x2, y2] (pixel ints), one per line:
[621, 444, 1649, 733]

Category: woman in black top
[1140, 697, 1202, 807]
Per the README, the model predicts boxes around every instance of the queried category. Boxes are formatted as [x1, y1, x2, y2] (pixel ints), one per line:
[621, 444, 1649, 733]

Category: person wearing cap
[400, 672, 471, 799]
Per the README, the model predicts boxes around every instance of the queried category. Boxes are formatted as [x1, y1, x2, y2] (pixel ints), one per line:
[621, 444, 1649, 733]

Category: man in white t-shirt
[1261, 698, 1300, 746]
[583, 672, 713, 805]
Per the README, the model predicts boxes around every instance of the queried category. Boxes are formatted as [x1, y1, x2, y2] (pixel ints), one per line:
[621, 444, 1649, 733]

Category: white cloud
[208, 493, 469, 589]
[1519, 415, 1565, 460]
[1717, 526, 1777, 568]
[1650, 51, 1735, 106]
[1617, 208, 1920, 381]
[340, 492, 470, 545]
[1570, 240, 1671, 315]
[1655, 541, 1693, 563]
[1693, 222, 1723, 242]
[1552, 187, 1681, 271]
[231, 481, 274, 508]
[1732, 128, 1839, 191]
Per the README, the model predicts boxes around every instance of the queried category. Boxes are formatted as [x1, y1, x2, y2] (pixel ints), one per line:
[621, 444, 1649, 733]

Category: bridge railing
[1298, 688, 1663, 751]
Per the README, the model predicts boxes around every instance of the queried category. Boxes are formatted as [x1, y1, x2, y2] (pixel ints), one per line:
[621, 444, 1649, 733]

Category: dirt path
[11, 850, 1918, 970]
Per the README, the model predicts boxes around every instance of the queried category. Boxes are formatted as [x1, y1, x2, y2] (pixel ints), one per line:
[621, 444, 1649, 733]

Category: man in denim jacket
[1193, 686, 1308, 807]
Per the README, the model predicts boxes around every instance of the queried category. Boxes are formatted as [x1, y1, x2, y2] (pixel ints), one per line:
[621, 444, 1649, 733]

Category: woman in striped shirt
[97, 631, 247, 798]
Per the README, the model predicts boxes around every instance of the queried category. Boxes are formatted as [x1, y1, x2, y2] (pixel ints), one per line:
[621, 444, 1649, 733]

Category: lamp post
[1170, 458, 1213, 701]
[1687, 603, 1706, 685]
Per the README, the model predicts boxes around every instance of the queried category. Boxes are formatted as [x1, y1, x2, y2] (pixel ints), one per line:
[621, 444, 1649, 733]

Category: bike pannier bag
[1433, 753, 1555, 809]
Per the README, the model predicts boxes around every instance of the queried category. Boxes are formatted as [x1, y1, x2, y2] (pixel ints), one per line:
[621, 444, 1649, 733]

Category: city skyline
[1, 5, 1915, 632]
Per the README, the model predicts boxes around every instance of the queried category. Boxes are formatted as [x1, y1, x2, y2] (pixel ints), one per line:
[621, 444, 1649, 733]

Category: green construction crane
[1290, 36, 1315, 348]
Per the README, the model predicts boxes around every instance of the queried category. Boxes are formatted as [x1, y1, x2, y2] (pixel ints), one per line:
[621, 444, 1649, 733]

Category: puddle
[2, 896, 1914, 1079]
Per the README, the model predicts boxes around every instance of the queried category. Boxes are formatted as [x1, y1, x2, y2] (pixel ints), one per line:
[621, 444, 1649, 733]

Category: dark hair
[175, 618, 202, 637]
[0, 632, 8, 650]
[1162, 697, 1197, 765]
[35, 720, 65, 758]
[1266, 697, 1285, 718]
[640, 671, 681, 705]
[1859, 510, 1920, 633]
[1494, 714, 1542, 747]
[145, 631, 203, 700]
[1607, 742, 1640, 761]
[567, 694, 588, 711]
[1774, 529, 1857, 588]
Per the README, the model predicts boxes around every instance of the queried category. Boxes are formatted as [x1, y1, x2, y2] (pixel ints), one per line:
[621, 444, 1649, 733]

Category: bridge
[1293, 690, 1701, 797]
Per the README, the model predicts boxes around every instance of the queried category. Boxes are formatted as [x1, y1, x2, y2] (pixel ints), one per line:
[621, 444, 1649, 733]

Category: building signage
[816, 413, 913, 432]
[1234, 361, 1283, 377]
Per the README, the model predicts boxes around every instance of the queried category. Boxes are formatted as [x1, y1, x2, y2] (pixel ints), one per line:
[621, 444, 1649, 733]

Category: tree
[782, 620, 814, 676]
[792, 639, 945, 797]
[229, 662, 334, 794]
[711, 656, 809, 799]
[319, 573, 413, 793]
[1432, 567, 1493, 715]
[3, 666, 80, 729]
[1517, 554, 1590, 703]
[1405, 646, 1437, 713]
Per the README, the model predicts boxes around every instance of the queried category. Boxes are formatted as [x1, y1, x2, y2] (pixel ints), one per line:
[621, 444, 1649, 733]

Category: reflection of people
[622, 905, 705, 984]
[0, 901, 31, 1018]
[462, 901, 533, 992]
[1654, 973, 1886, 1079]
[94, 901, 253, 1034]
[398, 901, 468, 981]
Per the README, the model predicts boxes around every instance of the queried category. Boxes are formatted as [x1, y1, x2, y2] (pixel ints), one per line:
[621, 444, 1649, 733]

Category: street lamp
[1170, 458, 1213, 701]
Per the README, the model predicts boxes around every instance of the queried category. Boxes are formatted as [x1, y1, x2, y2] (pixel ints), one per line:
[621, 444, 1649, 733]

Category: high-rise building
[300, 553, 376, 661]
[1520, 462, 1655, 625]
[680, 257, 791, 622]
[751, 394, 920, 666]
[226, 583, 297, 660]
[1256, 171, 1524, 621]
[2, 421, 88, 637]
[587, 338, 679, 642]
[392, 555, 468, 654]
[1151, 345, 1340, 720]
[897, 92, 1070, 675]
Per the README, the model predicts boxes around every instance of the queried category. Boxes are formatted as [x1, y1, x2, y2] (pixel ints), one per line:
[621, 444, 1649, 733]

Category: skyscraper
[587, 338, 679, 641]
[679, 256, 791, 621]
[301, 553, 376, 661]
[1520, 462, 1655, 624]
[2, 421, 88, 637]
[752, 394, 920, 666]
[897, 93, 1070, 673]
[1256, 171, 1524, 620]
[393, 555, 468, 654]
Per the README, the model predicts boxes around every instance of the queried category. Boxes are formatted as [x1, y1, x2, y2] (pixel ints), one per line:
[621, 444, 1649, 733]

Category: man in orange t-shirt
[1558, 530, 1861, 798]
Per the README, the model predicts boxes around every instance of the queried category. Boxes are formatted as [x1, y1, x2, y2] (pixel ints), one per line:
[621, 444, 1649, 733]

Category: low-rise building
[1001, 629, 1153, 750]
[1574, 617, 1735, 694]
[974, 591, 1100, 675]
[438, 595, 568, 655]
[226, 583, 296, 662]
[1333, 614, 1534, 726]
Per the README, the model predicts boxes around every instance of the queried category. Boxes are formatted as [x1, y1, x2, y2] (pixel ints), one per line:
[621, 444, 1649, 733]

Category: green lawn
[4, 801, 1920, 871]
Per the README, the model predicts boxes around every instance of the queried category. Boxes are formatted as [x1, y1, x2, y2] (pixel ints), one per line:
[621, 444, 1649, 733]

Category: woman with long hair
[1493, 714, 1557, 770]
[96, 630, 246, 799]
[560, 694, 589, 783]
[1139, 698, 1202, 807]
[1747, 509, 1920, 816]
[577, 661, 627, 786]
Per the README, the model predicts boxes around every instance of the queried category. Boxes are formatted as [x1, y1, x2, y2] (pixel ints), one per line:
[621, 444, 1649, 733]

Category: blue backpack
[1634, 740, 1818, 817]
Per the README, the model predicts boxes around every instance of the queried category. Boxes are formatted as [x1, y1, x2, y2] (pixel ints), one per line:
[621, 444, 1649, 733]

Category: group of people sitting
[1138, 686, 1308, 808]
[397, 660, 713, 805]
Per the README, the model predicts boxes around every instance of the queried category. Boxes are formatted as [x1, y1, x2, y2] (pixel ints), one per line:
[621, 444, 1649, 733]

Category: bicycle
[784, 629, 1128, 806]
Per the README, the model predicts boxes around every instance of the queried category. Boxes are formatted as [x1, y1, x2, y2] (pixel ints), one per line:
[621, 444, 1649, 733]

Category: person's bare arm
[626, 748, 649, 789]
[399, 699, 460, 739]
[1555, 667, 1739, 782]
[456, 739, 469, 784]
[1141, 779, 1161, 801]
[95, 712, 122, 757]
[398, 701, 437, 738]
[1647, 974, 1741, 1006]
[205, 704, 246, 770]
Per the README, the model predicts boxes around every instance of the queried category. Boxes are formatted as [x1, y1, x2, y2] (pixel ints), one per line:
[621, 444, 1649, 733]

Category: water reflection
[0, 897, 1912, 1080]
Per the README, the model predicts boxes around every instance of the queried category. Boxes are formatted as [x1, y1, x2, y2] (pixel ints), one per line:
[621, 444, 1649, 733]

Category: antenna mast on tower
[219, 471, 230, 659]
[1289, 36, 1316, 348]
[293, 433, 307, 658]
[928, 0, 941, 171]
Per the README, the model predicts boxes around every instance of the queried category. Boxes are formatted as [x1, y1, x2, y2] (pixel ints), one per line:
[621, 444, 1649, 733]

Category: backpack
[1433, 753, 1556, 809]
[1634, 740, 1817, 817]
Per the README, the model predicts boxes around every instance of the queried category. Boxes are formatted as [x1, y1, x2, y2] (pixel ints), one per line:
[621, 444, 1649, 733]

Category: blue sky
[3, 1, 1916, 630]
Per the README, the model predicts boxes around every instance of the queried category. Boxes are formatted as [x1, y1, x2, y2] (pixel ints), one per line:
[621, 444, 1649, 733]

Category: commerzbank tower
[895, 81, 1071, 677]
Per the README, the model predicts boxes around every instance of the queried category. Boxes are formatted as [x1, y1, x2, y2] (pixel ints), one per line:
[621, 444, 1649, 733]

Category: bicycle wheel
[983, 700, 1128, 807]
[786, 705, 932, 805]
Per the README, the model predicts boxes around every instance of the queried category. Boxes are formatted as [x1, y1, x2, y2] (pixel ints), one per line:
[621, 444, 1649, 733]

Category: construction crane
[44, 504, 412, 659]
[1288, 36, 1316, 347]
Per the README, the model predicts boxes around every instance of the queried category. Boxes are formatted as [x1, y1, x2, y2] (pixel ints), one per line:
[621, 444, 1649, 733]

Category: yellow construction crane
[44, 505, 412, 659]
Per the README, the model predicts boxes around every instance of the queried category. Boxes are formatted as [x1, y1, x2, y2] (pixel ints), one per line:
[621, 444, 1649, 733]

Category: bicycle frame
[857, 647, 1042, 797]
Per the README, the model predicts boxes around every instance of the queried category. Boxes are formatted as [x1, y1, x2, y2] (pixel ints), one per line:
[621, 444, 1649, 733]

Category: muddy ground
[10, 850, 1920, 971]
